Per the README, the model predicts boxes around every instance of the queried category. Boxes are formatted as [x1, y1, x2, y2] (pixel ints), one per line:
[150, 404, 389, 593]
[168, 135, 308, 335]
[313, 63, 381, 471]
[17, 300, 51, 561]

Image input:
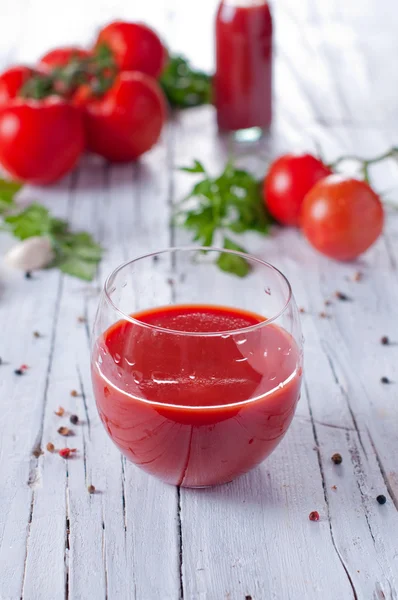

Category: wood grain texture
[0, 0, 398, 599]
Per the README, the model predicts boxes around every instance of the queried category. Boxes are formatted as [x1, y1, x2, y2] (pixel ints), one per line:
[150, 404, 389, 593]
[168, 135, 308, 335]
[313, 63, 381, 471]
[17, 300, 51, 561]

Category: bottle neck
[221, 0, 267, 6]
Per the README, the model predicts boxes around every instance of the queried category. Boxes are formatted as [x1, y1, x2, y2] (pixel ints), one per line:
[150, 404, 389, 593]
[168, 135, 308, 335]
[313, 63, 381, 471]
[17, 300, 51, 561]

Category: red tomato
[95, 21, 166, 78]
[38, 47, 91, 71]
[264, 154, 332, 226]
[302, 175, 384, 261]
[75, 71, 167, 162]
[0, 66, 35, 106]
[0, 98, 85, 184]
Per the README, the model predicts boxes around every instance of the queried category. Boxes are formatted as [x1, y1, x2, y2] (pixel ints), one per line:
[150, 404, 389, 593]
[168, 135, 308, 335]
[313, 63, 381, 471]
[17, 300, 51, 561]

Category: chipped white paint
[1, 1, 398, 599]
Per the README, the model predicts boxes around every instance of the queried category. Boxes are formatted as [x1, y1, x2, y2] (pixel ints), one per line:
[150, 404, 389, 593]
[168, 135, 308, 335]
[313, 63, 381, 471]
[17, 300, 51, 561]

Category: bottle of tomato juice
[215, 0, 273, 141]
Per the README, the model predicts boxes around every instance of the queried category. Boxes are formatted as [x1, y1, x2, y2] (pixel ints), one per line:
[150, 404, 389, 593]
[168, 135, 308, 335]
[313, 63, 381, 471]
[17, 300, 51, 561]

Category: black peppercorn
[14, 368, 24, 375]
[381, 336, 390, 345]
[381, 377, 390, 384]
[70, 414, 79, 425]
[331, 453, 343, 465]
[25, 271, 32, 279]
[335, 291, 351, 301]
[376, 495, 387, 505]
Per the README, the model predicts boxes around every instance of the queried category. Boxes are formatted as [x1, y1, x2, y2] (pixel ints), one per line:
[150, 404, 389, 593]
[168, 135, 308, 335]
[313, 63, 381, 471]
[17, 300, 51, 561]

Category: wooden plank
[0, 178, 71, 599]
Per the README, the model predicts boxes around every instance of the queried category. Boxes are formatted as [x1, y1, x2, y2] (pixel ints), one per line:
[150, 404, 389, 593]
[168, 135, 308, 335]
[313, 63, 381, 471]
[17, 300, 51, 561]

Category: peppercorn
[353, 271, 363, 282]
[58, 426, 72, 437]
[381, 336, 390, 345]
[33, 331, 41, 338]
[55, 406, 65, 417]
[59, 448, 76, 458]
[309, 511, 320, 521]
[32, 447, 43, 458]
[14, 369, 24, 375]
[70, 414, 79, 425]
[335, 291, 351, 301]
[299, 307, 306, 314]
[70, 390, 79, 397]
[331, 453, 343, 465]
[88, 484, 96, 494]
[77, 316, 86, 323]
[381, 377, 390, 384]
[376, 495, 387, 505]
[25, 271, 32, 279]
[46, 442, 55, 453]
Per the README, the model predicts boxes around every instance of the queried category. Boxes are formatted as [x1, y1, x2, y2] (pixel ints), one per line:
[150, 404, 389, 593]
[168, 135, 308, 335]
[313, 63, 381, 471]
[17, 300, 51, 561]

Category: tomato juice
[92, 304, 301, 487]
[215, 0, 273, 135]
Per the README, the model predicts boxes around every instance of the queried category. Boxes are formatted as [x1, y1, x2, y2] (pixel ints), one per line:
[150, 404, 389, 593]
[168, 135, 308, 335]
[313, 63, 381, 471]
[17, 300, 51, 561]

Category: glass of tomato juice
[91, 247, 303, 487]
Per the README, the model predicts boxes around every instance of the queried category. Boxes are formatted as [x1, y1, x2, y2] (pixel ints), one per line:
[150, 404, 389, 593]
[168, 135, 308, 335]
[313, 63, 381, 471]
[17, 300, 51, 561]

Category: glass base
[233, 126, 268, 142]
[179, 480, 233, 489]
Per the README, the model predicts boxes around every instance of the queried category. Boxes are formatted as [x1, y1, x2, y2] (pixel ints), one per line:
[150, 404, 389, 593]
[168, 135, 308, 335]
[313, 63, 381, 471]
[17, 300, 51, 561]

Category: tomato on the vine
[264, 153, 331, 226]
[74, 71, 167, 162]
[95, 21, 166, 78]
[38, 47, 92, 71]
[0, 66, 35, 106]
[301, 175, 384, 261]
[0, 98, 84, 184]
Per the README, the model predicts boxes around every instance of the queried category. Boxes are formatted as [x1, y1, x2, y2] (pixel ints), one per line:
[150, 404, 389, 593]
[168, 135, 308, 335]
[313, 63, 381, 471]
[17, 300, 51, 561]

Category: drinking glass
[91, 247, 303, 487]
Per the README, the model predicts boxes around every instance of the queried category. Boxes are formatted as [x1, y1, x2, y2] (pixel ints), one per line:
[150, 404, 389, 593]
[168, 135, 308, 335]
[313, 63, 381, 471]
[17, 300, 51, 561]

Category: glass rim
[103, 246, 293, 337]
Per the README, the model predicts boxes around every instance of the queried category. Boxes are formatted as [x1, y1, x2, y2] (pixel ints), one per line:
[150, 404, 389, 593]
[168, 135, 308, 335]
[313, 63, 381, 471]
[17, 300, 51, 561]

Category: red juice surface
[92, 305, 302, 487]
[215, 0, 273, 132]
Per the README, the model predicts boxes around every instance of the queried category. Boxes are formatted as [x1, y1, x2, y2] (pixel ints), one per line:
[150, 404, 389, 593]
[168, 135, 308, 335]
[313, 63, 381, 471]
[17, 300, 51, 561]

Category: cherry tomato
[95, 21, 166, 78]
[264, 153, 332, 226]
[0, 98, 85, 184]
[75, 71, 167, 162]
[38, 47, 92, 71]
[302, 175, 384, 261]
[0, 66, 35, 106]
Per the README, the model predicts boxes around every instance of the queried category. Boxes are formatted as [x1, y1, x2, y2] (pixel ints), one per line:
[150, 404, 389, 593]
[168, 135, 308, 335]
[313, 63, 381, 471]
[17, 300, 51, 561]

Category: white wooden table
[1, 1, 398, 598]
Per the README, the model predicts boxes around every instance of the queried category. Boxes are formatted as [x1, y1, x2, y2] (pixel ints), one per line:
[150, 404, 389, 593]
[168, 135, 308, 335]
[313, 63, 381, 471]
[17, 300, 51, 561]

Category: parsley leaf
[160, 55, 212, 108]
[52, 228, 103, 281]
[2, 196, 103, 281]
[5, 203, 53, 239]
[217, 238, 251, 278]
[180, 160, 206, 174]
[176, 160, 271, 276]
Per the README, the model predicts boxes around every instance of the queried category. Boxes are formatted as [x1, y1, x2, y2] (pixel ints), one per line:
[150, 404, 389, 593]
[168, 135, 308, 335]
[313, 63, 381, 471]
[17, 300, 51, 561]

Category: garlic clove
[4, 236, 55, 272]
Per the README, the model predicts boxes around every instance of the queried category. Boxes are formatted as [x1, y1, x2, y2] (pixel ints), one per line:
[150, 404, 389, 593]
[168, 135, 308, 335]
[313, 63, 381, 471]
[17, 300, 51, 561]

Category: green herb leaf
[56, 231, 103, 262]
[2, 195, 103, 281]
[180, 160, 206, 174]
[56, 255, 99, 282]
[177, 159, 271, 276]
[160, 55, 212, 108]
[0, 179, 23, 214]
[51, 230, 103, 281]
[217, 237, 251, 278]
[5, 203, 53, 239]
